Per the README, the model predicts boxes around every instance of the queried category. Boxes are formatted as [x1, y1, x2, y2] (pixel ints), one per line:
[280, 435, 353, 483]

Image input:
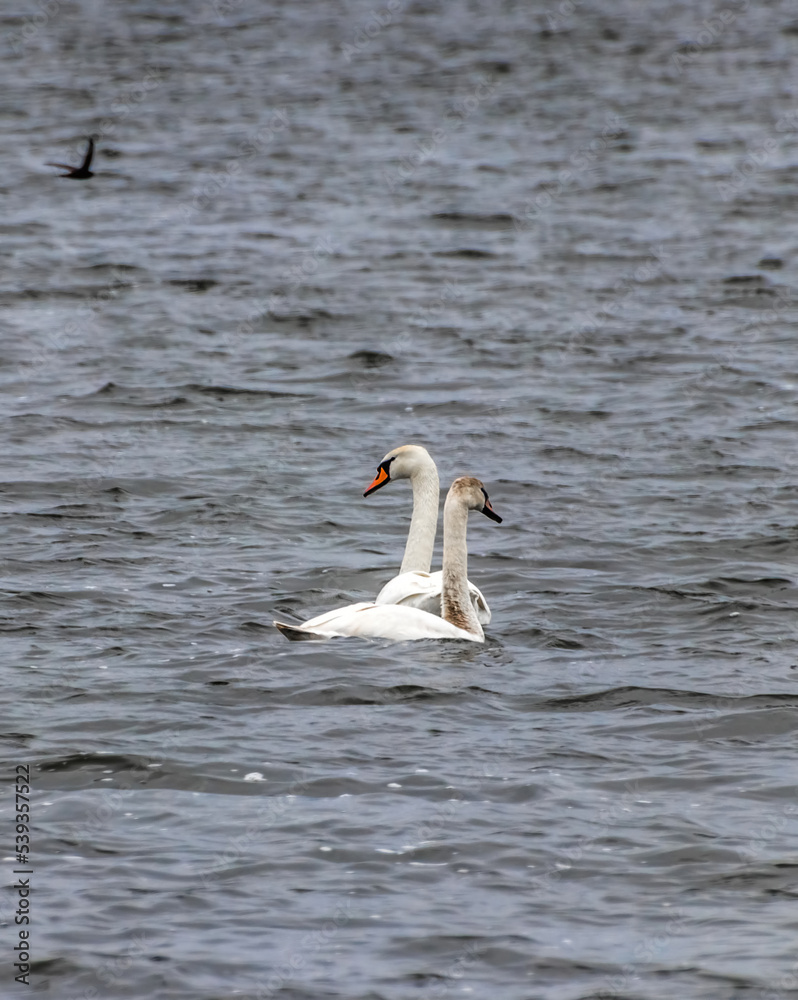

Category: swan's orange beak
[364, 464, 390, 497]
[482, 497, 502, 523]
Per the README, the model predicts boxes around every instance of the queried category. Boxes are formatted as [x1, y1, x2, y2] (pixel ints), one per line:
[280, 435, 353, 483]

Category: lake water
[2, 1, 798, 997]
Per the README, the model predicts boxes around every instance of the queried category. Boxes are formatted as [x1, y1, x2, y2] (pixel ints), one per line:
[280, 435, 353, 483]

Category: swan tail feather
[274, 620, 328, 641]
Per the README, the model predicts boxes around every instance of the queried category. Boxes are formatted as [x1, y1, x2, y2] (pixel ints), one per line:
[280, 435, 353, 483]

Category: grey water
[2, 1, 798, 997]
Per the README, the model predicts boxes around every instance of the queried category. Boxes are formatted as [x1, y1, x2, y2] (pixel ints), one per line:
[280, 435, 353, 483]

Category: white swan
[363, 444, 492, 624]
[274, 477, 501, 642]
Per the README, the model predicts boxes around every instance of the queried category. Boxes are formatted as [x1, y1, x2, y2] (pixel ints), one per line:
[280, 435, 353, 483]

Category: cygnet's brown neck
[440, 490, 483, 638]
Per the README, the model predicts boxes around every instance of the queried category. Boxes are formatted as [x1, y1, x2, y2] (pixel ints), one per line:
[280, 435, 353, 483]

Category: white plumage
[274, 477, 501, 642]
[364, 444, 491, 624]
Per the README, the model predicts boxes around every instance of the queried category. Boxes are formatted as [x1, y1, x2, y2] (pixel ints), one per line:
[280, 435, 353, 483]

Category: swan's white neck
[441, 494, 484, 639]
[400, 457, 439, 575]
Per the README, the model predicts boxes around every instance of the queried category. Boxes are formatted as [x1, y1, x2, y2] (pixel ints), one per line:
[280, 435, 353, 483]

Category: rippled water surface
[2, 1, 798, 997]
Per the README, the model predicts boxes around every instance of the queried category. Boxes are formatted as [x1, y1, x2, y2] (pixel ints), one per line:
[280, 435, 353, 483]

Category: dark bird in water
[46, 137, 95, 179]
